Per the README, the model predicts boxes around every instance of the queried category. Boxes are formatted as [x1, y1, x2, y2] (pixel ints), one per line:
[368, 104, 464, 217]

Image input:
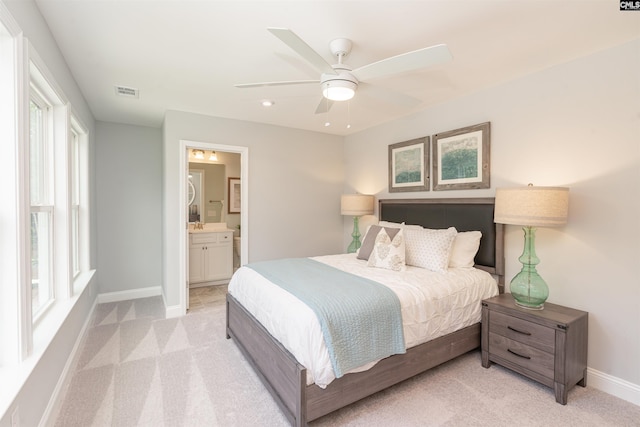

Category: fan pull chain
[347, 101, 351, 129]
[324, 93, 331, 127]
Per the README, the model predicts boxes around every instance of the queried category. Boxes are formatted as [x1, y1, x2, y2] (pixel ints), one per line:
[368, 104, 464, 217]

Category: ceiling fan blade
[352, 44, 452, 82]
[359, 82, 422, 109]
[315, 98, 334, 114]
[267, 28, 337, 76]
[235, 80, 319, 89]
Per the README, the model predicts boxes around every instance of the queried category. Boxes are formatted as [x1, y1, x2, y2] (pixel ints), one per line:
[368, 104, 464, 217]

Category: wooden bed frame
[226, 198, 505, 426]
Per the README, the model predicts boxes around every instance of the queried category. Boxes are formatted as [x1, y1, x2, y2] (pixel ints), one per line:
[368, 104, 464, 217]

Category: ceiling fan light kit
[322, 78, 357, 101]
[236, 28, 452, 117]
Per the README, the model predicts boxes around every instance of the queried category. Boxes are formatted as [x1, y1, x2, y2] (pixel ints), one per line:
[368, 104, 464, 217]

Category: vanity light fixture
[193, 149, 205, 160]
[209, 151, 218, 161]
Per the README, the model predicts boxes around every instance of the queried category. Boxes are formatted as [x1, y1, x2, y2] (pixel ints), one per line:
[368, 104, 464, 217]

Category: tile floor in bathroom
[187, 284, 228, 313]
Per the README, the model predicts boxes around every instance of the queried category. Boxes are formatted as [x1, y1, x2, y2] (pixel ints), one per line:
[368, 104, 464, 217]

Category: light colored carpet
[54, 286, 640, 426]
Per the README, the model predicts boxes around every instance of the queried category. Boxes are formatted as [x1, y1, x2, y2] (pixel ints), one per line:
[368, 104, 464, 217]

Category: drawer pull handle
[507, 349, 531, 360]
[507, 326, 531, 336]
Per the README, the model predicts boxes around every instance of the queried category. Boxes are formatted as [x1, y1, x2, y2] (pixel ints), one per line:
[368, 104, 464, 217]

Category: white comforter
[228, 253, 499, 388]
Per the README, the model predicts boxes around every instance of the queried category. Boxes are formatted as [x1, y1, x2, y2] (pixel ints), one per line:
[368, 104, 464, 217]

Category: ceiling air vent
[114, 85, 139, 98]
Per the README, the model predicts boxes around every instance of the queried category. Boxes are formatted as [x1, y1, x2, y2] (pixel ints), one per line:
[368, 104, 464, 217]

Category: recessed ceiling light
[261, 100, 275, 107]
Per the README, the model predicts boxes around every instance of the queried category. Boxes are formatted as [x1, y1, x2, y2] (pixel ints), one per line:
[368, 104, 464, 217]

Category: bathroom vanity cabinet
[188, 231, 233, 285]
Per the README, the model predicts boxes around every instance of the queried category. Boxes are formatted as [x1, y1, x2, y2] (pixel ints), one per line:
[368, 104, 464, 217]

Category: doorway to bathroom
[178, 140, 248, 314]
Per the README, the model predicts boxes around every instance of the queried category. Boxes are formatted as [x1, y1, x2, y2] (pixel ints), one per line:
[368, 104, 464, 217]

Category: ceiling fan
[235, 28, 453, 114]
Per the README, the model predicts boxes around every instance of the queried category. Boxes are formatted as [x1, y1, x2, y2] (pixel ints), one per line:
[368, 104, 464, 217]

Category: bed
[226, 198, 505, 426]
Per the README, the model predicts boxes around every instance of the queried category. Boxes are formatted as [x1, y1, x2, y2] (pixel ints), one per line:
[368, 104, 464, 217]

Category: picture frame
[228, 177, 241, 214]
[388, 137, 430, 193]
[432, 122, 490, 191]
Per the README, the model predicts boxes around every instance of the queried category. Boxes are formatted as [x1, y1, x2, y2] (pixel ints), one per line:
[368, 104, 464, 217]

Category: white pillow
[378, 220, 423, 231]
[378, 220, 403, 228]
[404, 227, 457, 272]
[449, 231, 482, 268]
[358, 225, 401, 260]
[367, 228, 406, 271]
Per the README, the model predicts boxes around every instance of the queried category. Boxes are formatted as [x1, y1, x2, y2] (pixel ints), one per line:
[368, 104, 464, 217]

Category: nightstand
[481, 293, 588, 404]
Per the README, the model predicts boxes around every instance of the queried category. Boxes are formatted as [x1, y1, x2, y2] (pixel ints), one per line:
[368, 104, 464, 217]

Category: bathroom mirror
[188, 163, 225, 223]
[188, 169, 204, 222]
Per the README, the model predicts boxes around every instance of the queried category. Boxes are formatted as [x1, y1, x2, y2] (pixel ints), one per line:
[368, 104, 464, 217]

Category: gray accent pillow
[357, 225, 401, 260]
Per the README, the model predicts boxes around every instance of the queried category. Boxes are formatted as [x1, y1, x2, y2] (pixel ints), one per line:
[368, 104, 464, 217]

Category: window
[70, 127, 80, 278]
[69, 115, 89, 286]
[29, 89, 54, 318]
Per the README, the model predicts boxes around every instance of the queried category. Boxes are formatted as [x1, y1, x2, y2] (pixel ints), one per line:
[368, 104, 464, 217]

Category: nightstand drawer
[489, 332, 555, 379]
[490, 311, 555, 353]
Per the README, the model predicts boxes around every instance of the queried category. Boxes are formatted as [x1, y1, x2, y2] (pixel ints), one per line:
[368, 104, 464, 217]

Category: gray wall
[163, 111, 345, 306]
[96, 121, 163, 294]
[344, 39, 640, 396]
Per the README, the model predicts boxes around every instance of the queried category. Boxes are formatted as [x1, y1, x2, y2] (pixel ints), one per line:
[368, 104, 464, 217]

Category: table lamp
[494, 184, 569, 310]
[341, 194, 374, 253]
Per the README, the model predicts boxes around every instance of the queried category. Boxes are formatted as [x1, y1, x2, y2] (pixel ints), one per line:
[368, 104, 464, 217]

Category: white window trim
[70, 112, 90, 291]
[0, 0, 29, 369]
[70, 127, 80, 279]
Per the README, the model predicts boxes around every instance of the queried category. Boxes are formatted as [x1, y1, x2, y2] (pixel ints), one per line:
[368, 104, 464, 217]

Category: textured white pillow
[378, 220, 403, 228]
[404, 227, 457, 272]
[358, 225, 401, 260]
[378, 220, 423, 231]
[367, 227, 406, 271]
[449, 231, 482, 268]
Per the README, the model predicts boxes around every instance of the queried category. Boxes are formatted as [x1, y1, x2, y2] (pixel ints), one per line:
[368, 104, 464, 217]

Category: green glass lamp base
[510, 271, 548, 310]
[510, 226, 549, 310]
[346, 216, 362, 254]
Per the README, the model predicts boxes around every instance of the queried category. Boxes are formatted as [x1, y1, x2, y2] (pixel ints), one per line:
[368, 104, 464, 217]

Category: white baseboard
[39, 297, 98, 427]
[97, 286, 161, 304]
[162, 291, 184, 318]
[588, 367, 640, 406]
[164, 304, 183, 318]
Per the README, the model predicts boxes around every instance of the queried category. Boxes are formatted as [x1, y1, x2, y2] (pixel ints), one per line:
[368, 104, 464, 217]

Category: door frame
[178, 139, 248, 314]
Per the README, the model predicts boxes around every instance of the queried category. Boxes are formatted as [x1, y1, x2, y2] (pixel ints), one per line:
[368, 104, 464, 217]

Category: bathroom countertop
[189, 228, 235, 234]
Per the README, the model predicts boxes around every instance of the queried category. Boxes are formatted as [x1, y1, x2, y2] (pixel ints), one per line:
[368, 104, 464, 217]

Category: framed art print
[388, 137, 429, 193]
[432, 122, 490, 191]
[228, 177, 241, 213]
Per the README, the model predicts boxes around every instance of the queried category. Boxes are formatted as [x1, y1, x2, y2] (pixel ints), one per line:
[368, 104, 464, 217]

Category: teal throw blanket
[246, 258, 405, 378]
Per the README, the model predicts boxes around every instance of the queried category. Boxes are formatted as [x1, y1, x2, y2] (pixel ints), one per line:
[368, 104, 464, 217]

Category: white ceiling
[34, 1, 639, 136]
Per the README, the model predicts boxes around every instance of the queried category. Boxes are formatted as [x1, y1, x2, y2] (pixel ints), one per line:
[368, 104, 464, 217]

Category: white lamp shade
[494, 186, 569, 227]
[341, 194, 374, 216]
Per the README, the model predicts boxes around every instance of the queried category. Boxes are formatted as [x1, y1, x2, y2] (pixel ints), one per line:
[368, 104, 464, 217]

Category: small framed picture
[432, 122, 490, 191]
[228, 177, 241, 214]
[388, 137, 429, 193]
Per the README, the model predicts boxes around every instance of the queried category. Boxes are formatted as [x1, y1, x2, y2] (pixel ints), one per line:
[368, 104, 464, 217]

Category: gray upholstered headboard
[379, 198, 505, 290]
